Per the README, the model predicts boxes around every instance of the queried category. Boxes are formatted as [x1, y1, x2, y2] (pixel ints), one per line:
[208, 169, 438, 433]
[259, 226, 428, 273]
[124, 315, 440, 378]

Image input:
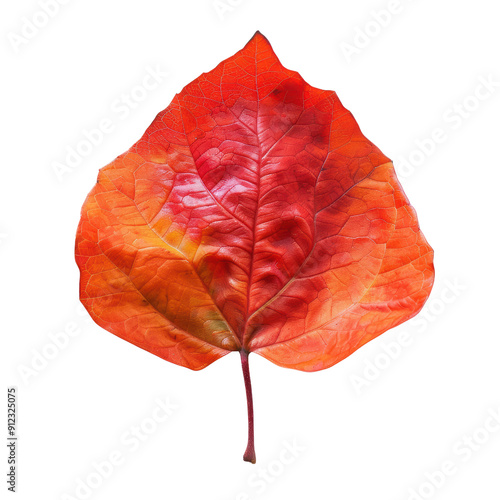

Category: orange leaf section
[75, 32, 434, 371]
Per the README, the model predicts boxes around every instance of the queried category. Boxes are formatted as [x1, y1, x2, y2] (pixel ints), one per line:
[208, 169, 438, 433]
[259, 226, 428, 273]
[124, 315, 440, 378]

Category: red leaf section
[75, 32, 434, 373]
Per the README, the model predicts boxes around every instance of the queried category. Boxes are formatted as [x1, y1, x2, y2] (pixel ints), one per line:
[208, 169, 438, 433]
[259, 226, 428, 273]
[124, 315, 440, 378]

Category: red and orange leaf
[75, 31, 434, 462]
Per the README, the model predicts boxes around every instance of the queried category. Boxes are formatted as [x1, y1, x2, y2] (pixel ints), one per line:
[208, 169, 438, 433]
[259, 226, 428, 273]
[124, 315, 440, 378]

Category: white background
[2, 0, 500, 499]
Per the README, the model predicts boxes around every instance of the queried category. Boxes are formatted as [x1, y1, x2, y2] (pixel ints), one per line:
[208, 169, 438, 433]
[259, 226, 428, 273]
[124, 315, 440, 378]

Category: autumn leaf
[75, 31, 434, 463]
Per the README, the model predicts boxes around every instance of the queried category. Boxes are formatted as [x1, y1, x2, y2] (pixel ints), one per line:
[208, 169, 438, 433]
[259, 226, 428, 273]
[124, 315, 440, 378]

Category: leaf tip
[247, 30, 270, 46]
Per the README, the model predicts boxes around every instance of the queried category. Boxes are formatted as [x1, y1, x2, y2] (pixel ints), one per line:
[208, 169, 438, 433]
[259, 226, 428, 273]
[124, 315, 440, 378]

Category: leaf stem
[240, 349, 256, 464]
